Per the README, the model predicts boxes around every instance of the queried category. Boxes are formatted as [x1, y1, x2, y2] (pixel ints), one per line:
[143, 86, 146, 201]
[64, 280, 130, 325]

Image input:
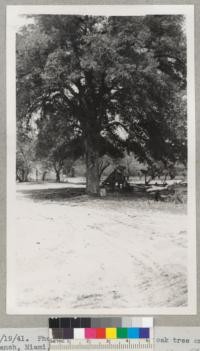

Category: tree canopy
[16, 14, 187, 194]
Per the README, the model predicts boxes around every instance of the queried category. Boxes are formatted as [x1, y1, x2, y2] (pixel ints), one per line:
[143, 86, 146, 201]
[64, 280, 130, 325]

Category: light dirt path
[10, 185, 187, 312]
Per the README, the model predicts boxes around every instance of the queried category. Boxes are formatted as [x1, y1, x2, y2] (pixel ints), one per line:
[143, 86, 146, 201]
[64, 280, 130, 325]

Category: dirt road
[8, 183, 187, 313]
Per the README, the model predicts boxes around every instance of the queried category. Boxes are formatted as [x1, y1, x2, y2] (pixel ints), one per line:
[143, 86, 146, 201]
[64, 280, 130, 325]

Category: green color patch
[117, 328, 128, 339]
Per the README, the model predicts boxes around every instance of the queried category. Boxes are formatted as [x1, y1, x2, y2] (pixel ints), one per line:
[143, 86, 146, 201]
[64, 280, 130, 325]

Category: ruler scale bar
[50, 341, 153, 350]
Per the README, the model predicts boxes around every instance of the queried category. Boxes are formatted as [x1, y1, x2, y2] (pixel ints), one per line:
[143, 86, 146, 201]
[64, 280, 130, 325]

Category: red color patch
[96, 328, 106, 339]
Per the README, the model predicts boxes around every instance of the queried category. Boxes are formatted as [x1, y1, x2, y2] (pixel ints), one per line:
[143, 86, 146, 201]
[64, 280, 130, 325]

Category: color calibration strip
[49, 318, 153, 350]
[49, 317, 153, 328]
[50, 327, 150, 340]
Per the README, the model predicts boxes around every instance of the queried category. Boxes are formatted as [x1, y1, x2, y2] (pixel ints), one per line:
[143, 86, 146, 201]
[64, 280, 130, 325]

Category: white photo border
[6, 4, 196, 315]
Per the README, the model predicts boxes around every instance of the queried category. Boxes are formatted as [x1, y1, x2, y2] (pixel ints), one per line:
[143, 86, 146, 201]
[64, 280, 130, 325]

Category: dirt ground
[10, 182, 188, 313]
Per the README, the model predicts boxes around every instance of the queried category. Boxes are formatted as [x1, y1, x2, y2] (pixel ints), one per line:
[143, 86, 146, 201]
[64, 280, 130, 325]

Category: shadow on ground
[17, 187, 86, 202]
[17, 185, 150, 203]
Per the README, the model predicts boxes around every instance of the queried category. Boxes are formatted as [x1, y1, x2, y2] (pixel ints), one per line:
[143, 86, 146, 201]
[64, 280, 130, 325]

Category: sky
[9, 14, 34, 32]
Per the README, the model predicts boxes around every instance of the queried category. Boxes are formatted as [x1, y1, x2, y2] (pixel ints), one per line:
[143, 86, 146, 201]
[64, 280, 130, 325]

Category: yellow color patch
[106, 328, 117, 339]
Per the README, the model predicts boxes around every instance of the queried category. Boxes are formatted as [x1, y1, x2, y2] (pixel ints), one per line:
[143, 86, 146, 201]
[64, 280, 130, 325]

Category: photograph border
[6, 4, 196, 315]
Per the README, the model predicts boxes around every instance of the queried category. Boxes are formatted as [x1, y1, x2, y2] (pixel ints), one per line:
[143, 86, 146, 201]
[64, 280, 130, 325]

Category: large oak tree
[16, 14, 186, 194]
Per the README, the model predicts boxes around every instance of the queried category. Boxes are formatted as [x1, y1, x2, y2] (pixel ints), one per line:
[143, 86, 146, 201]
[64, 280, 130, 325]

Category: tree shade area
[16, 14, 187, 195]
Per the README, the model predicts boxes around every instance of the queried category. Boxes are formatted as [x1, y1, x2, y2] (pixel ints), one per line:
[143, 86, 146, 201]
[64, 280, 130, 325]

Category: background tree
[16, 119, 36, 182]
[16, 141, 32, 182]
[16, 14, 187, 194]
[35, 106, 83, 182]
[63, 158, 76, 178]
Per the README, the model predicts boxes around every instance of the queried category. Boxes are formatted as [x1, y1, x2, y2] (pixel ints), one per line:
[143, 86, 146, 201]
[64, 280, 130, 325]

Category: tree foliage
[16, 14, 187, 193]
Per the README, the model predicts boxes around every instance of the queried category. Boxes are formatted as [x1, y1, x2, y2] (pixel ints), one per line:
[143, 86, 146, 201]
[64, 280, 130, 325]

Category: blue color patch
[139, 328, 150, 338]
[127, 328, 140, 338]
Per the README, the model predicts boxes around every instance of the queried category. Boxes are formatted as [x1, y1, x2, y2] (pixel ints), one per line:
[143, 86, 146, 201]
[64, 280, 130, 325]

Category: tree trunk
[24, 168, 29, 182]
[55, 170, 61, 183]
[42, 171, 47, 181]
[85, 140, 100, 196]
